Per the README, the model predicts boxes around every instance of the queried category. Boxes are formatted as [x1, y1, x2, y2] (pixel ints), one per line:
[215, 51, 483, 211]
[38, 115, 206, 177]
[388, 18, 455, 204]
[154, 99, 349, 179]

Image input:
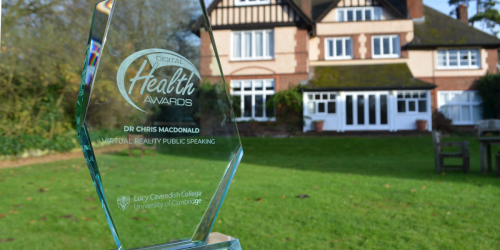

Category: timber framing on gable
[315, 0, 406, 22]
[192, 0, 313, 36]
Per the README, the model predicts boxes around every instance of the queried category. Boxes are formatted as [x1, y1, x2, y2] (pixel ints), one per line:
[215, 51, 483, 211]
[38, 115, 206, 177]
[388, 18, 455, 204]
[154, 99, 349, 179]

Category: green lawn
[1, 136, 500, 249]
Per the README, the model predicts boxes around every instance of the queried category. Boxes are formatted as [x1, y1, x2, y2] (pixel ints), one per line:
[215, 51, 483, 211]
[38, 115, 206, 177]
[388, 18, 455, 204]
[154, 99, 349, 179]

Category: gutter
[406, 43, 500, 49]
[302, 85, 437, 92]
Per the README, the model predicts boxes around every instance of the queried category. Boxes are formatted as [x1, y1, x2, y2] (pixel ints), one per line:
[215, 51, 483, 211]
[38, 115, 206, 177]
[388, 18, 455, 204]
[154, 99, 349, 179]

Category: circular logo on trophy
[117, 49, 201, 113]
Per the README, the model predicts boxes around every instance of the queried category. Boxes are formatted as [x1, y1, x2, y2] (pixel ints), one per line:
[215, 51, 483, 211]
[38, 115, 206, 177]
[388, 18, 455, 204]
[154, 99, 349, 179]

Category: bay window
[232, 30, 274, 60]
[438, 91, 482, 125]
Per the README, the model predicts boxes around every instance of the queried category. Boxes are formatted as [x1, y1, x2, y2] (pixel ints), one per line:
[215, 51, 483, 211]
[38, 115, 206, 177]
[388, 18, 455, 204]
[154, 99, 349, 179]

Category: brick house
[192, 0, 500, 132]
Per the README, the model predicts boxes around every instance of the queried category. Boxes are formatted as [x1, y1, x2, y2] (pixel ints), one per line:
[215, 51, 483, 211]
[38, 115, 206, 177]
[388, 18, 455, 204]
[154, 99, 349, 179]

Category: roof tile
[308, 64, 435, 90]
[408, 6, 500, 48]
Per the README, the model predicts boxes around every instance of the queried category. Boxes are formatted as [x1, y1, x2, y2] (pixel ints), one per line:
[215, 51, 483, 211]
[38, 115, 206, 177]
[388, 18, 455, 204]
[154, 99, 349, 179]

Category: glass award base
[125, 233, 242, 250]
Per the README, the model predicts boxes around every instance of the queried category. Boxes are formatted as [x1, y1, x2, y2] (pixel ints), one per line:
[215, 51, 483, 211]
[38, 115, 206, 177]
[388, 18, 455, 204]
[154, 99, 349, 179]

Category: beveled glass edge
[189, 0, 244, 243]
[79, 124, 122, 249]
[76, 0, 121, 249]
[76, 0, 115, 134]
[197, 0, 242, 144]
[191, 146, 244, 242]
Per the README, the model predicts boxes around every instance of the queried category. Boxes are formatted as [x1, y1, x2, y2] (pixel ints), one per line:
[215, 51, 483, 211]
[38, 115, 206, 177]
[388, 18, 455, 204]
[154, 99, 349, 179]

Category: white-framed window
[372, 35, 400, 58]
[232, 30, 274, 61]
[397, 91, 428, 113]
[438, 91, 482, 125]
[325, 37, 353, 60]
[306, 92, 337, 115]
[337, 7, 382, 22]
[231, 79, 275, 121]
[437, 49, 481, 69]
[234, 0, 270, 6]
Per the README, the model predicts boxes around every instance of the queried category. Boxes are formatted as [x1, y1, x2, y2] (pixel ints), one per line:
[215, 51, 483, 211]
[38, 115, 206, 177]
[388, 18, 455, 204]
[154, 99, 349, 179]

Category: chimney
[406, 0, 424, 21]
[456, 4, 469, 24]
[301, 0, 311, 18]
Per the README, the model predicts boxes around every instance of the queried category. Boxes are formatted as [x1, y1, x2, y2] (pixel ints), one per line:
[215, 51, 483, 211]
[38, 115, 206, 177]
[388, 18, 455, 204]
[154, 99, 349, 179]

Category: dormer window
[337, 7, 382, 22]
[235, 0, 270, 6]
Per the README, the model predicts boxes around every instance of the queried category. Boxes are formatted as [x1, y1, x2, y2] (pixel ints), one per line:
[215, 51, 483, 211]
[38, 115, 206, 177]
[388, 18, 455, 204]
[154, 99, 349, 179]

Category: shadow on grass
[105, 136, 500, 185]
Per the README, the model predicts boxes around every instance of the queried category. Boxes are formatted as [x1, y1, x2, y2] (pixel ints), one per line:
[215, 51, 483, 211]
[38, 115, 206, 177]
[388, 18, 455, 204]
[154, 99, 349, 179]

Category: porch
[303, 89, 433, 132]
[303, 64, 436, 132]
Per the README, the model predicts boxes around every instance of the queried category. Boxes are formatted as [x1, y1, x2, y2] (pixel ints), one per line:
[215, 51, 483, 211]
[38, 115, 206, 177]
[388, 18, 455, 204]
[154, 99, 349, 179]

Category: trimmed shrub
[267, 86, 306, 132]
[432, 110, 453, 134]
[0, 129, 126, 157]
[0, 133, 77, 156]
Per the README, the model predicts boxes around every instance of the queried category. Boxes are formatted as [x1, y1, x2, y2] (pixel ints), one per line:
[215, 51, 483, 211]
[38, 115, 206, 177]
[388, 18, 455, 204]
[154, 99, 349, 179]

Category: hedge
[478, 74, 500, 119]
[0, 134, 76, 156]
[0, 129, 126, 157]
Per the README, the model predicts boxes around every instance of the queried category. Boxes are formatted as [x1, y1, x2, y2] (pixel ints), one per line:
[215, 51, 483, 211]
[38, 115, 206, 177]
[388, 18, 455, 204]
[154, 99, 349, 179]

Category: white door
[344, 92, 390, 130]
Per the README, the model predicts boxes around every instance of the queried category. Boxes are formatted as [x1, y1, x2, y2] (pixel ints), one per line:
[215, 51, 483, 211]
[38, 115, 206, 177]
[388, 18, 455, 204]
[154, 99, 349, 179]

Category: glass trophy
[76, 0, 243, 249]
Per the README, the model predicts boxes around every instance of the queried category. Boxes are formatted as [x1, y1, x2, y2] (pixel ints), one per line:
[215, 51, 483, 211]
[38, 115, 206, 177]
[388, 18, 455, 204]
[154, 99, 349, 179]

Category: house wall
[408, 48, 498, 111]
[316, 19, 413, 36]
[322, 8, 337, 22]
[224, 73, 308, 91]
[310, 19, 414, 67]
[407, 48, 494, 78]
[200, 26, 308, 87]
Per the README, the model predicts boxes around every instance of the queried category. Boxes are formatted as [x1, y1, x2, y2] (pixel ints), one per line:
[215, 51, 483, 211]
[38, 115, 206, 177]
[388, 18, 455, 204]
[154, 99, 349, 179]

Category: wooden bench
[476, 119, 500, 137]
[432, 131, 470, 173]
[127, 134, 157, 157]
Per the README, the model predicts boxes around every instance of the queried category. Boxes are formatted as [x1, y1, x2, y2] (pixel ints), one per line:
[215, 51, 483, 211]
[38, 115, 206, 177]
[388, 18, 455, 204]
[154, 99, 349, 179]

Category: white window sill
[436, 66, 481, 70]
[234, 2, 270, 6]
[308, 113, 337, 115]
[396, 112, 429, 115]
[337, 20, 383, 22]
[325, 57, 353, 61]
[372, 55, 400, 59]
[451, 121, 477, 125]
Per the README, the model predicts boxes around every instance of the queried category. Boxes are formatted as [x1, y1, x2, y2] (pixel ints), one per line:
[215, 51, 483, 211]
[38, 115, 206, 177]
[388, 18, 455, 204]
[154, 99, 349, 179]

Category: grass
[1, 136, 500, 249]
